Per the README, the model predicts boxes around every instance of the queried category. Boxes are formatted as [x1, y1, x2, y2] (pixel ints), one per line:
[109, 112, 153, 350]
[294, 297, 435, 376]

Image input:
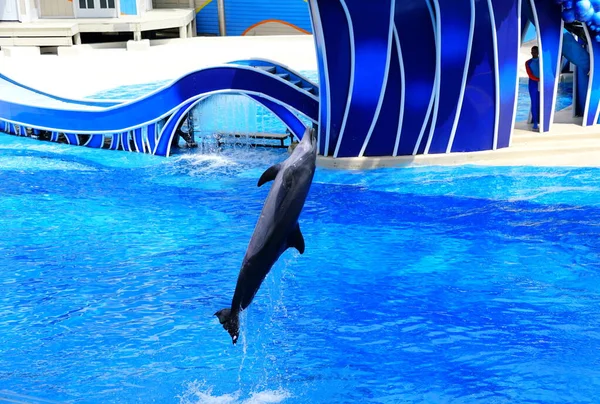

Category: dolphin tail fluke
[214, 308, 240, 345]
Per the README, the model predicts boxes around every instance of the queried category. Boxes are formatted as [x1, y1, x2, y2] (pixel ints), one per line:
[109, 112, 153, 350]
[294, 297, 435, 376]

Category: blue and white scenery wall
[191, 0, 600, 158]
[9, 0, 600, 161]
[195, 0, 313, 36]
[306, 0, 600, 158]
[308, 0, 521, 158]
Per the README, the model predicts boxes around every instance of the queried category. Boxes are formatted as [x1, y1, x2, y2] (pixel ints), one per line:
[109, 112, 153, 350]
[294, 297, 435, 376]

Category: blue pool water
[1, 134, 600, 403]
[1, 75, 598, 403]
[516, 79, 573, 123]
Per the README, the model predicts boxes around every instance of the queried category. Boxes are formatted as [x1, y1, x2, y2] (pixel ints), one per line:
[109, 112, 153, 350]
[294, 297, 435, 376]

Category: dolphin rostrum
[215, 127, 317, 344]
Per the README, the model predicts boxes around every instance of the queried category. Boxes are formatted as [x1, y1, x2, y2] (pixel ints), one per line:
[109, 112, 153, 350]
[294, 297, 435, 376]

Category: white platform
[0, 9, 195, 47]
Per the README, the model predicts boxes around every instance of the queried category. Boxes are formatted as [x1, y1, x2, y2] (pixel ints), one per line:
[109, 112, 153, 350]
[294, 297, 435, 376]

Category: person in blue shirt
[525, 46, 541, 131]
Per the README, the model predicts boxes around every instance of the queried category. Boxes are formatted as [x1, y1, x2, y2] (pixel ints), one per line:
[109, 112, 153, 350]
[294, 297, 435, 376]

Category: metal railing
[217, 0, 226, 36]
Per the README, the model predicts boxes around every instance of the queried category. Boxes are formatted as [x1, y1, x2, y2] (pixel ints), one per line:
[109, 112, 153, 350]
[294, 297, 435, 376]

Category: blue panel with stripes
[308, 0, 352, 156]
[335, 0, 394, 158]
[154, 99, 197, 157]
[531, 0, 563, 132]
[363, 36, 402, 157]
[307, 1, 327, 154]
[395, 0, 437, 156]
[492, 0, 520, 149]
[427, 0, 474, 154]
[3, 0, 593, 159]
[584, 25, 600, 125]
[452, 0, 496, 153]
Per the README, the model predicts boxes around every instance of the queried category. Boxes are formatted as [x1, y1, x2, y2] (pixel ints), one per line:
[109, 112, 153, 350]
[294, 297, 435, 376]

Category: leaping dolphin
[215, 127, 317, 345]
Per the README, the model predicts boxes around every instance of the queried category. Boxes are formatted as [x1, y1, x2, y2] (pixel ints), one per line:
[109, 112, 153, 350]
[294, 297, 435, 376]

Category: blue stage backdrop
[492, 0, 521, 149]
[308, 0, 577, 158]
[583, 26, 600, 126]
[4, 0, 597, 159]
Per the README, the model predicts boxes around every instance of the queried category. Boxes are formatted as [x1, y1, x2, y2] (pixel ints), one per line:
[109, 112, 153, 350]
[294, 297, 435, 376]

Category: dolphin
[215, 127, 317, 344]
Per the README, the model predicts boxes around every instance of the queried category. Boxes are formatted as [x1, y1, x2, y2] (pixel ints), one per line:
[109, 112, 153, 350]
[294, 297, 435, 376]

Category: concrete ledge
[84, 42, 127, 50]
[317, 135, 600, 169]
[78, 22, 138, 33]
[1, 46, 41, 57]
[316, 121, 600, 170]
[140, 11, 194, 31]
[0, 37, 73, 47]
[0, 24, 78, 37]
[57, 46, 83, 57]
[126, 39, 150, 52]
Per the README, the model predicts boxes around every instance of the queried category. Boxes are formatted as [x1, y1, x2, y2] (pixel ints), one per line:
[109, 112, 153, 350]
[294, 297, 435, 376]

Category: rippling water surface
[1, 134, 600, 403]
[0, 73, 597, 402]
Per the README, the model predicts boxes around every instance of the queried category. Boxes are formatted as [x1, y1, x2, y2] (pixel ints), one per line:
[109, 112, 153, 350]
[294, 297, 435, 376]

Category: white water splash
[244, 390, 291, 404]
[178, 381, 291, 404]
[177, 153, 242, 175]
[169, 148, 285, 179]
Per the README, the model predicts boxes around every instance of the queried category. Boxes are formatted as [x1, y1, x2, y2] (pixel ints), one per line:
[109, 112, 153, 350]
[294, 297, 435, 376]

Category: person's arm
[525, 60, 540, 82]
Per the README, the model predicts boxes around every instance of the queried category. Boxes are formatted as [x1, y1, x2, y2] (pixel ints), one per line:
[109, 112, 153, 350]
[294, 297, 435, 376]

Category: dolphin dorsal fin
[288, 223, 305, 254]
[257, 163, 282, 187]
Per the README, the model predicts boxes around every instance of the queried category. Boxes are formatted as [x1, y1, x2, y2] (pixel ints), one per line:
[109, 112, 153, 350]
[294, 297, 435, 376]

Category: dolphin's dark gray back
[215, 127, 317, 344]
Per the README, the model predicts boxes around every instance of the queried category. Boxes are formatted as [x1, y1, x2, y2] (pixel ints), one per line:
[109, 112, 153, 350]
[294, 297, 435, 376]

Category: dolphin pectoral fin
[257, 163, 282, 187]
[288, 223, 305, 254]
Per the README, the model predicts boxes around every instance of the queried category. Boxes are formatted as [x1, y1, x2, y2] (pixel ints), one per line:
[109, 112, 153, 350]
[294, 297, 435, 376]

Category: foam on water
[179, 381, 291, 404]
[174, 154, 243, 176]
[152, 148, 286, 189]
[173, 148, 281, 176]
[179, 259, 296, 404]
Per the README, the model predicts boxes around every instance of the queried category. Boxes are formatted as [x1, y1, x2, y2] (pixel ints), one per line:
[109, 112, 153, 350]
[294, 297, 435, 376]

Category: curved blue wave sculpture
[0, 61, 318, 157]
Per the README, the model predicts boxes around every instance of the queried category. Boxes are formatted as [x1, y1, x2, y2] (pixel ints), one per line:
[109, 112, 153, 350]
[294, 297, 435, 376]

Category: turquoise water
[516, 79, 573, 123]
[1, 134, 600, 403]
[1, 75, 598, 403]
